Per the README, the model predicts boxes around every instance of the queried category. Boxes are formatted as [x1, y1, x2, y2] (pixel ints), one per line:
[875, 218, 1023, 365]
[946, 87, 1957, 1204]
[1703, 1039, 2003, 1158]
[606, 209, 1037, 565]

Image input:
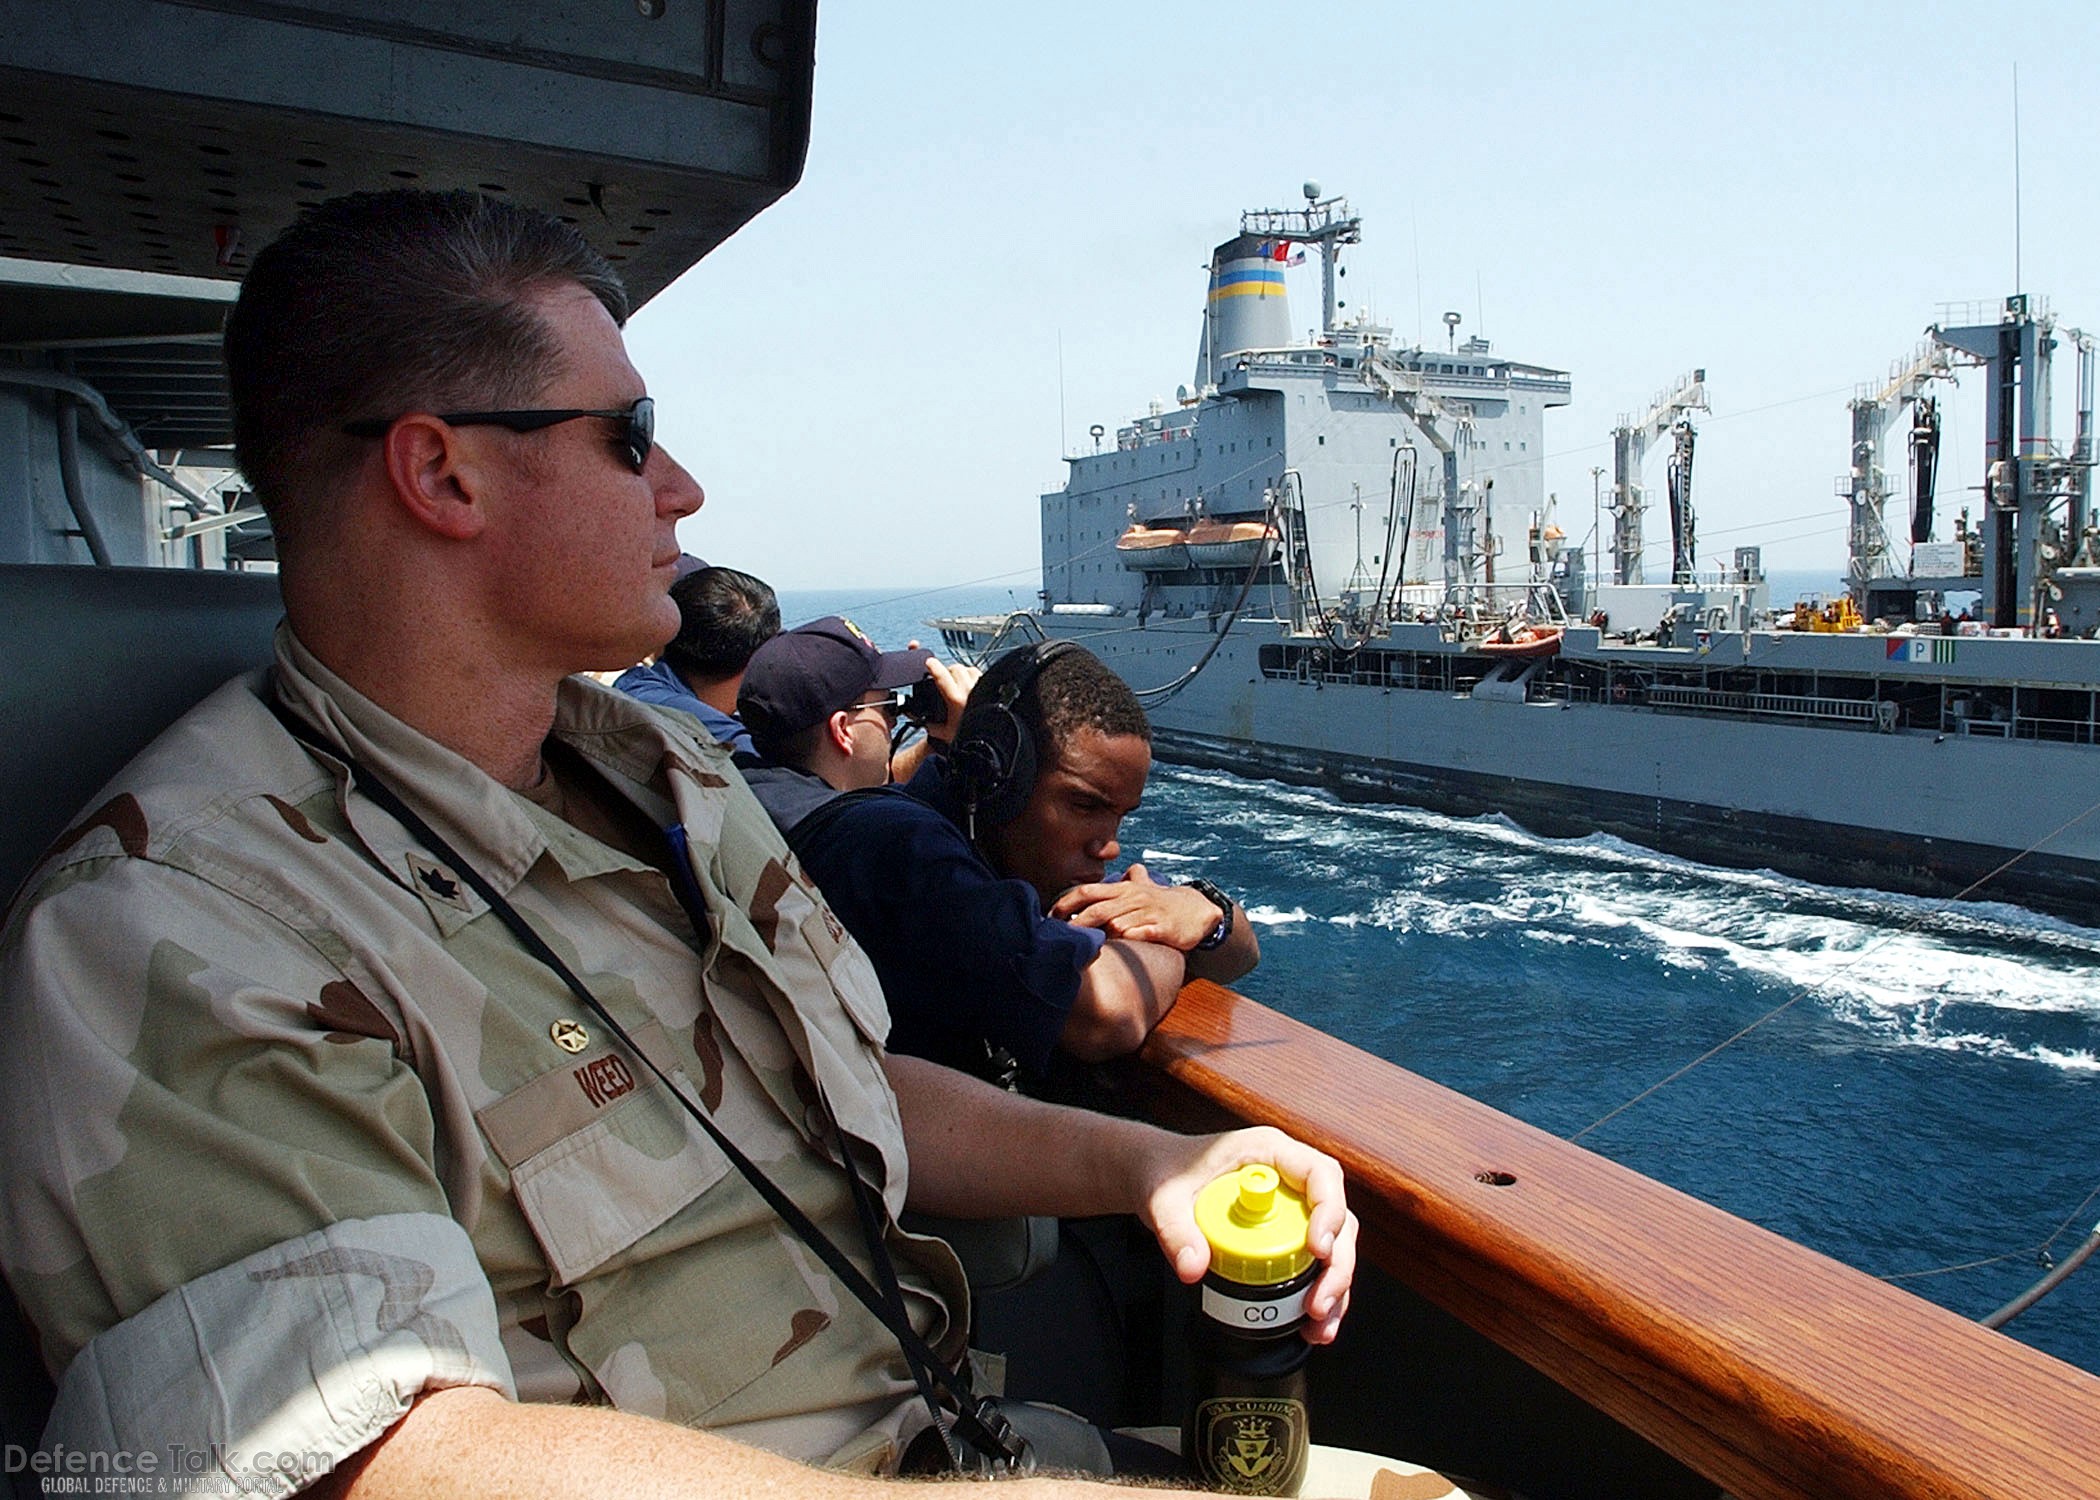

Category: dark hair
[223, 189, 628, 549]
[663, 567, 780, 680]
[751, 718, 828, 770]
[957, 644, 1150, 763]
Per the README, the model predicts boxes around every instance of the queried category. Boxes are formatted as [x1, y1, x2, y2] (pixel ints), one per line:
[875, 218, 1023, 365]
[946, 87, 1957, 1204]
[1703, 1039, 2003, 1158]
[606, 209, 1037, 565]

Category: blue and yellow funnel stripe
[1210, 263, 1286, 301]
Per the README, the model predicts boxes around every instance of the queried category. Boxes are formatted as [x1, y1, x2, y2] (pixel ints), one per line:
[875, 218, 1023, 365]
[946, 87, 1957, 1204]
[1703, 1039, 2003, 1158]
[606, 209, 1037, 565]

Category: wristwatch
[1184, 877, 1234, 952]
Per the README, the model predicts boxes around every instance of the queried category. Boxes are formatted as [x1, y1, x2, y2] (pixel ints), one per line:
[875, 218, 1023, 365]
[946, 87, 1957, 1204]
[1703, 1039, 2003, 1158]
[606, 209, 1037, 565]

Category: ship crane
[2026, 327, 2095, 630]
[1609, 370, 1709, 584]
[1842, 340, 1956, 600]
[1930, 297, 2094, 629]
[1666, 417, 1697, 585]
[1360, 353, 1478, 592]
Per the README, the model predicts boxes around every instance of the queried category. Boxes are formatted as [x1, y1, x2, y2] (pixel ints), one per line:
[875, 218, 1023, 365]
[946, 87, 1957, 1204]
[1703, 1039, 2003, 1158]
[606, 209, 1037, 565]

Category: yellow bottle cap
[1193, 1163, 1315, 1286]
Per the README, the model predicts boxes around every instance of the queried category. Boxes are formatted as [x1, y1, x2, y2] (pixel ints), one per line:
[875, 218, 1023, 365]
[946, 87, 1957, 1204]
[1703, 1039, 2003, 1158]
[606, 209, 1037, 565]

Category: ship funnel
[1194, 232, 1294, 390]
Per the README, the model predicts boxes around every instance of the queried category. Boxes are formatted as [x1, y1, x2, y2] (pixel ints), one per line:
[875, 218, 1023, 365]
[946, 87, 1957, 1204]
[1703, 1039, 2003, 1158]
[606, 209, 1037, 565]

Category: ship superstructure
[938, 189, 2100, 924]
[1046, 186, 1576, 633]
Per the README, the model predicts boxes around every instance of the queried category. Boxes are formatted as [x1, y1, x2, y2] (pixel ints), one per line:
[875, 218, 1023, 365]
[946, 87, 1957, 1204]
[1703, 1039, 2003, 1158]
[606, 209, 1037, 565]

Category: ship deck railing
[1642, 684, 1880, 727]
[1640, 686, 2099, 745]
[1985, 711, 2100, 746]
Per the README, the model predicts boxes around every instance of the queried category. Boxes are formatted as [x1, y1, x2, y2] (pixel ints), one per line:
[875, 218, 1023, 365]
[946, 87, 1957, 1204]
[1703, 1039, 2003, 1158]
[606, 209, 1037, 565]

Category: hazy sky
[626, 2, 2100, 591]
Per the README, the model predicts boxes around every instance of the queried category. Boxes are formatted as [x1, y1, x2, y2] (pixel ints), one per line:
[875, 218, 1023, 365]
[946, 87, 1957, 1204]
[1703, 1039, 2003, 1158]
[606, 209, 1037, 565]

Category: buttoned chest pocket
[477, 1023, 730, 1286]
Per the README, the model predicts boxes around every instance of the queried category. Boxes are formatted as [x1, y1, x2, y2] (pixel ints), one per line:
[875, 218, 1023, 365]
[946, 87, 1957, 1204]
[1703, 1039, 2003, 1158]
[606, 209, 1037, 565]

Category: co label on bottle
[1201, 1282, 1310, 1328]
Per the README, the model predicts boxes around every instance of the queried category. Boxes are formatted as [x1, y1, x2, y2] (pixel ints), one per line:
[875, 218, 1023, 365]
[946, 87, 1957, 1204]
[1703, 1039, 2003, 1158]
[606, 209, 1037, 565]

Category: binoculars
[907, 675, 949, 726]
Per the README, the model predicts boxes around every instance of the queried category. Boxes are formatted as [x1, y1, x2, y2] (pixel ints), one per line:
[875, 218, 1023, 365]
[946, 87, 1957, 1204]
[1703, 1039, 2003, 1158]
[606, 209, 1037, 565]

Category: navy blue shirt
[740, 759, 1107, 1079]
[613, 658, 755, 755]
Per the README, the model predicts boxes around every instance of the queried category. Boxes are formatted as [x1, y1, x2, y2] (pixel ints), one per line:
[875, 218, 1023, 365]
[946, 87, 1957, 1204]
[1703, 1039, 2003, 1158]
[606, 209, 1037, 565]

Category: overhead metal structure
[1841, 340, 1955, 599]
[0, 0, 817, 565]
[1608, 369, 1708, 585]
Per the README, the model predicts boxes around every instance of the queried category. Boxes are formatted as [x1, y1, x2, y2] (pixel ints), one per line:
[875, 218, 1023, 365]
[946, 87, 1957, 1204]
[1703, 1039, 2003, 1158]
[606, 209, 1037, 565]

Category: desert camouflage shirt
[0, 626, 967, 1494]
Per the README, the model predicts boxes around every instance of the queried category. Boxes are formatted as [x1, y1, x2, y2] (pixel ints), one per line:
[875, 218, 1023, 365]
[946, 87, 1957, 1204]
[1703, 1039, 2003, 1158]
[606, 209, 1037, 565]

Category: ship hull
[1153, 724, 2100, 922]
[948, 615, 2100, 924]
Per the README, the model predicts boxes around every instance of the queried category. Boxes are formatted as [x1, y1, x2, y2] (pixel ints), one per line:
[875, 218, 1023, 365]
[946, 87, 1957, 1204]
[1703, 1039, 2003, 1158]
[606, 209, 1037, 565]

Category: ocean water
[777, 584, 2100, 1378]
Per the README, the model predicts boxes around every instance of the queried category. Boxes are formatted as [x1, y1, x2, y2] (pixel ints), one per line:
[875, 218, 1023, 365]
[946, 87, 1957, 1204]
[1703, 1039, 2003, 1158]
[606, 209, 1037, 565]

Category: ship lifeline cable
[1885, 1179, 2100, 1288]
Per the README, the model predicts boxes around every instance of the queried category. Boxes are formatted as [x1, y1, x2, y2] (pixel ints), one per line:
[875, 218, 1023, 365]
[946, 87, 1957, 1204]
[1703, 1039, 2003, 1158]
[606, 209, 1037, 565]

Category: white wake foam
[1244, 905, 1313, 926]
[1148, 762, 2100, 1071]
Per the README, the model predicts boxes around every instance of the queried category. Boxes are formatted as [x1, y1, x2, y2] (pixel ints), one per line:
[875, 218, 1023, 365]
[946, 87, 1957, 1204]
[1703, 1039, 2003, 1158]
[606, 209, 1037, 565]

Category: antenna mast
[2013, 61, 2023, 297]
[1242, 182, 1362, 334]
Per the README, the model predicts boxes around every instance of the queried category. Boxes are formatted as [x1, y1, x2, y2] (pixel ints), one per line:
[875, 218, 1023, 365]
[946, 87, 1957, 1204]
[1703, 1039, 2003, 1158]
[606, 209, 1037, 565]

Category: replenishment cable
[1126, 482, 1295, 709]
[1982, 1222, 2100, 1328]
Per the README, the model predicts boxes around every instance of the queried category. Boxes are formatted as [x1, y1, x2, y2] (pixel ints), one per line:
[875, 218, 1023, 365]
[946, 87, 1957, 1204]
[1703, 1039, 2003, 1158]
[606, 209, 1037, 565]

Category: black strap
[266, 699, 1027, 1472]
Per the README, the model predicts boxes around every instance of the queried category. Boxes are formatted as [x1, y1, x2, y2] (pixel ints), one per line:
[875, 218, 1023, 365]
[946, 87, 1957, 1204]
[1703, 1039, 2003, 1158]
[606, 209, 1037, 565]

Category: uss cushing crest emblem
[1193, 1397, 1306, 1494]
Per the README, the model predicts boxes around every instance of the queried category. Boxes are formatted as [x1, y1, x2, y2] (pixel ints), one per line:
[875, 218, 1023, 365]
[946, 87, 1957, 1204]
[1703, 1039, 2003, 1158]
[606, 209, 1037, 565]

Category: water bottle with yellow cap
[1184, 1162, 1317, 1495]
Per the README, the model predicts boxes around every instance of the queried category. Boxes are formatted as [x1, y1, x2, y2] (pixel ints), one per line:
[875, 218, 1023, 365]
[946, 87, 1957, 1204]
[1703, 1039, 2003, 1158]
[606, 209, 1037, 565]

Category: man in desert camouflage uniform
[0, 190, 1354, 1498]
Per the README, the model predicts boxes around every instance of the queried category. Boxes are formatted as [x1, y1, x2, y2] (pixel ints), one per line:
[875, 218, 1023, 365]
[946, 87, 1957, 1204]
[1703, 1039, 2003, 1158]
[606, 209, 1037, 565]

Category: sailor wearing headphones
[736, 630, 1258, 1088]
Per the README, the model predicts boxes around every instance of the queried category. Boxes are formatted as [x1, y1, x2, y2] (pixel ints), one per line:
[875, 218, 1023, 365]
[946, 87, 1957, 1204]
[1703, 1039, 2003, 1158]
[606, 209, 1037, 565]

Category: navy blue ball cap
[737, 615, 932, 743]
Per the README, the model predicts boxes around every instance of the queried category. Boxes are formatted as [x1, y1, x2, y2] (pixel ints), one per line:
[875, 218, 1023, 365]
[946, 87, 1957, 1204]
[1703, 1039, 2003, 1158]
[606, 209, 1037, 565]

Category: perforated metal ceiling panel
[0, 0, 814, 306]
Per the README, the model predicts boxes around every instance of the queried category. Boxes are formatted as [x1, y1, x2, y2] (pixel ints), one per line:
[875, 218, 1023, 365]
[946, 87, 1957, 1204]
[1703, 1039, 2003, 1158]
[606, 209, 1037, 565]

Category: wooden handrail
[1142, 980, 2100, 1500]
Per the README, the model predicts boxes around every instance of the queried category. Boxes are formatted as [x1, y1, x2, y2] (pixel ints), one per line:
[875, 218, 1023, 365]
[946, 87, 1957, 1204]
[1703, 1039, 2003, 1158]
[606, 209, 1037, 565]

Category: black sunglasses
[342, 396, 655, 473]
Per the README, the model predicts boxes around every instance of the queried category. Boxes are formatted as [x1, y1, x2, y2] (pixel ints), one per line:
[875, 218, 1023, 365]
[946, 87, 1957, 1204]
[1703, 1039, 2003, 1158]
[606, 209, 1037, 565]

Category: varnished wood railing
[1142, 980, 2100, 1500]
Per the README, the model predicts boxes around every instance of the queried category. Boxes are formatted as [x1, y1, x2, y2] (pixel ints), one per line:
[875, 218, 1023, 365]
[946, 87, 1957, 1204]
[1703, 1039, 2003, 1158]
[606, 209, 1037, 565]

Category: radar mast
[1241, 182, 1362, 334]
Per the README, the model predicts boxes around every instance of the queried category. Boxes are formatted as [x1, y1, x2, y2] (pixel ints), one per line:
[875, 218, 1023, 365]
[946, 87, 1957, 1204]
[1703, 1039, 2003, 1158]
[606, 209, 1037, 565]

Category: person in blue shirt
[614, 563, 776, 753]
[737, 630, 1258, 1086]
[738, 627, 1266, 1426]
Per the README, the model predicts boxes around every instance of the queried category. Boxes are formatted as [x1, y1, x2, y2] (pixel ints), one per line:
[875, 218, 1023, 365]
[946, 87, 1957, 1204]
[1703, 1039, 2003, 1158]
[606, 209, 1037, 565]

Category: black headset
[950, 640, 1082, 838]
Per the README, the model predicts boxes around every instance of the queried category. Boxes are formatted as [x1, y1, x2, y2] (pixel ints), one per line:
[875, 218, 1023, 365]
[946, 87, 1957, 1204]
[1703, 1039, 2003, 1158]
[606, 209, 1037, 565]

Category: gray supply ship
[936, 187, 2100, 924]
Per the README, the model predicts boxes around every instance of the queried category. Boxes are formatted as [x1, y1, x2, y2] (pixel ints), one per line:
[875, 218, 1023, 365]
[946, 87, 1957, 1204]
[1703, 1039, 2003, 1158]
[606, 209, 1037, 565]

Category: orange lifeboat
[1477, 622, 1564, 658]
[1182, 519, 1280, 570]
[1114, 524, 1189, 570]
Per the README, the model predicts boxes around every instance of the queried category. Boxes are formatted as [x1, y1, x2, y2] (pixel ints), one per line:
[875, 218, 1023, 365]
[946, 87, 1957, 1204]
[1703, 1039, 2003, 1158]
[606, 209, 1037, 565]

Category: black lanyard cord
[265, 701, 1026, 1472]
